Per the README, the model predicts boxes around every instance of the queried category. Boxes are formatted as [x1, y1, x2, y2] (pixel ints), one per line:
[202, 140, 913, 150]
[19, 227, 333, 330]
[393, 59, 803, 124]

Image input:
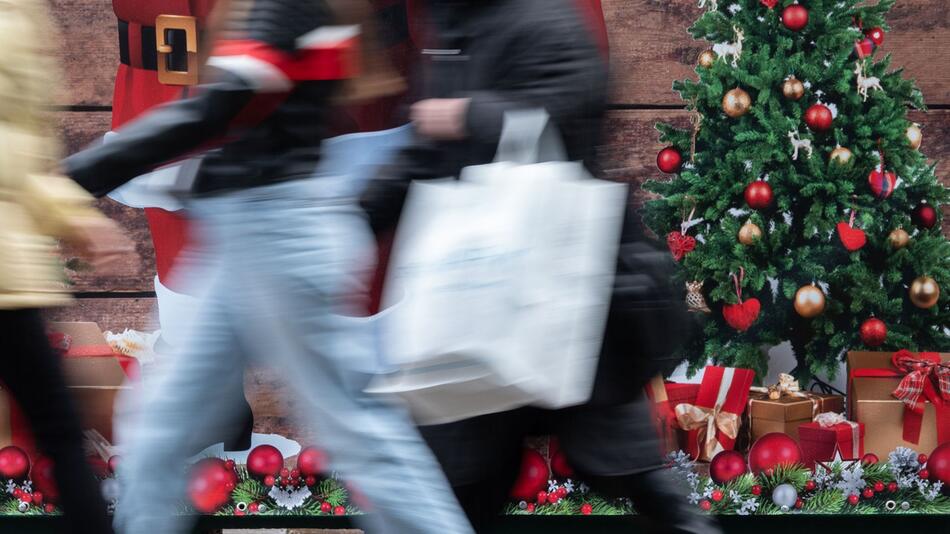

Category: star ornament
[815, 446, 860, 474]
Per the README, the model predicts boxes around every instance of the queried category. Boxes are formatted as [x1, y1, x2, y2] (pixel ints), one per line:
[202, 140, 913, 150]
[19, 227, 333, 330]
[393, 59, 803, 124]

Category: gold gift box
[747, 392, 844, 443]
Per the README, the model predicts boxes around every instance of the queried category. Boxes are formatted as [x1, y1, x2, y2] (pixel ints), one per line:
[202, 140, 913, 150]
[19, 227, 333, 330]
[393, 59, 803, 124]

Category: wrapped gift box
[646, 377, 700, 454]
[747, 391, 844, 443]
[848, 351, 950, 458]
[675, 366, 756, 461]
[0, 323, 132, 451]
[799, 416, 865, 468]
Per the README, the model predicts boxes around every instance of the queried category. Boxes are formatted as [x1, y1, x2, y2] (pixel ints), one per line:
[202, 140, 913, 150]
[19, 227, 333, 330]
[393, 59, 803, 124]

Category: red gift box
[799, 413, 865, 468]
[645, 377, 701, 454]
[674, 366, 756, 461]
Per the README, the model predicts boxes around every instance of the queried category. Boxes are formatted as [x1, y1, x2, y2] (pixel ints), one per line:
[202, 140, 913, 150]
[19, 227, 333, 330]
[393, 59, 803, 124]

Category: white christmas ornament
[713, 26, 744, 68]
[788, 130, 813, 160]
[771, 484, 798, 510]
[698, 0, 718, 11]
[854, 61, 883, 102]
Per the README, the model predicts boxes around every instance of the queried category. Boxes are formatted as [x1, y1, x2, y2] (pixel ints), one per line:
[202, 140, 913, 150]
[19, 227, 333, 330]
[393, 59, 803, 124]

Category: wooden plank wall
[47, 1, 948, 439]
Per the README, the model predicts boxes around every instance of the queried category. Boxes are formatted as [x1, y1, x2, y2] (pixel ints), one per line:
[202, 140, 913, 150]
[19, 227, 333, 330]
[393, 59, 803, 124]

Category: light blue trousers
[113, 176, 472, 534]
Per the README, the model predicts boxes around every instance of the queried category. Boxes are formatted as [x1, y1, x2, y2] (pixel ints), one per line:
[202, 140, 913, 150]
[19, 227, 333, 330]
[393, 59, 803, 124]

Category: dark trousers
[0, 309, 113, 534]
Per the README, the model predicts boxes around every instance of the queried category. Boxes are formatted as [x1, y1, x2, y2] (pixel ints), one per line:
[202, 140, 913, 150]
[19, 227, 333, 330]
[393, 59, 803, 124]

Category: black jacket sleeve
[62, 71, 256, 197]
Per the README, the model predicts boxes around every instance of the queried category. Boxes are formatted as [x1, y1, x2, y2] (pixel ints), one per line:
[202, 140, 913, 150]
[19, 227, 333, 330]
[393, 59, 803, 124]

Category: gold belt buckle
[156, 15, 199, 86]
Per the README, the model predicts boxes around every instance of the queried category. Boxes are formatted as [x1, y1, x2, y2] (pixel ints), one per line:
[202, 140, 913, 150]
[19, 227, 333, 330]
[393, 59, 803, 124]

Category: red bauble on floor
[30, 456, 58, 504]
[860, 318, 888, 347]
[805, 104, 834, 132]
[509, 448, 550, 501]
[782, 4, 809, 31]
[744, 181, 773, 209]
[0, 446, 30, 481]
[748, 433, 802, 475]
[247, 445, 284, 480]
[710, 450, 748, 484]
[188, 458, 236, 514]
[927, 443, 950, 493]
[297, 446, 327, 478]
[657, 147, 683, 174]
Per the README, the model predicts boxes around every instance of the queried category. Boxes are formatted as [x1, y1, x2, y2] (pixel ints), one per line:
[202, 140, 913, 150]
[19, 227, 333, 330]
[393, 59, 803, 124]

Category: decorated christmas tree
[643, 0, 949, 381]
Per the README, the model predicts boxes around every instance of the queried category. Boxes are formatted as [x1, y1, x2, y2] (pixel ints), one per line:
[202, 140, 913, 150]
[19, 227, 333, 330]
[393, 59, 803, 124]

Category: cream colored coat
[0, 0, 105, 309]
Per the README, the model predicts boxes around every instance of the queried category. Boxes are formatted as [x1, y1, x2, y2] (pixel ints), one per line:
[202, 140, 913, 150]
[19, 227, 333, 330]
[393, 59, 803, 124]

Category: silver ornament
[257, 503, 268, 513]
[780, 505, 790, 513]
[885, 500, 897, 511]
[518, 501, 528, 510]
[17, 501, 28, 513]
[771, 483, 798, 509]
[100, 478, 120, 502]
[900, 501, 910, 511]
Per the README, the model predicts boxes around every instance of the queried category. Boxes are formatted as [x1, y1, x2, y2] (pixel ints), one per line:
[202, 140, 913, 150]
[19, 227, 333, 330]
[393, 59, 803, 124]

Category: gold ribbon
[674, 403, 740, 461]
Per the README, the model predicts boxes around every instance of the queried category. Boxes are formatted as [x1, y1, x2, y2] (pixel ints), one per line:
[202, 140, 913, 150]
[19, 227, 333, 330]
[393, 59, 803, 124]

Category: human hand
[410, 98, 471, 140]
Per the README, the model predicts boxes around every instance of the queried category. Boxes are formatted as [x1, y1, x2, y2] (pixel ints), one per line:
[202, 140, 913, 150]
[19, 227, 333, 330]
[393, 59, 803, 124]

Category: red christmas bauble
[855, 38, 875, 58]
[868, 169, 897, 199]
[296, 447, 327, 477]
[744, 181, 774, 210]
[247, 445, 284, 480]
[859, 318, 887, 347]
[867, 27, 885, 46]
[551, 451, 575, 478]
[912, 204, 938, 229]
[804, 104, 833, 132]
[748, 433, 802, 475]
[187, 458, 234, 514]
[509, 448, 550, 501]
[657, 147, 683, 174]
[927, 443, 950, 492]
[0, 446, 31, 481]
[30, 457, 57, 504]
[782, 4, 809, 31]
[709, 450, 747, 484]
[861, 453, 879, 465]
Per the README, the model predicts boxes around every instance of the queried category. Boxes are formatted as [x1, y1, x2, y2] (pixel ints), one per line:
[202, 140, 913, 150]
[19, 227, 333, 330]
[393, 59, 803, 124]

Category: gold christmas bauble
[909, 276, 940, 309]
[888, 228, 910, 250]
[829, 146, 853, 166]
[698, 49, 716, 68]
[794, 284, 826, 318]
[906, 123, 923, 151]
[738, 220, 763, 245]
[723, 88, 752, 118]
[782, 76, 805, 101]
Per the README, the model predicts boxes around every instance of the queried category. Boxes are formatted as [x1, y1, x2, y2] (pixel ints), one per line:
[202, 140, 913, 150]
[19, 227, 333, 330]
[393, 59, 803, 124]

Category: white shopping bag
[369, 110, 626, 424]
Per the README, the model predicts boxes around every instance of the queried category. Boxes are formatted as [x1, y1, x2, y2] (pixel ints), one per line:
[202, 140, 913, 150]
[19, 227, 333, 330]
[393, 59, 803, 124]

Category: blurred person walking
[0, 1, 133, 532]
[62, 1, 473, 533]
[361, 1, 718, 532]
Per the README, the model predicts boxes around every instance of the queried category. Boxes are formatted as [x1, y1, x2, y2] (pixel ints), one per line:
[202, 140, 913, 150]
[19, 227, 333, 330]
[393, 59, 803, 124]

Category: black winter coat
[359, 0, 609, 232]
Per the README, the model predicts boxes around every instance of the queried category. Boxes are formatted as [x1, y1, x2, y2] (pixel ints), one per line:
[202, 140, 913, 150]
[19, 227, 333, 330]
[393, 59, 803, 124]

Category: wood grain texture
[49, 0, 950, 107]
[603, 0, 950, 106]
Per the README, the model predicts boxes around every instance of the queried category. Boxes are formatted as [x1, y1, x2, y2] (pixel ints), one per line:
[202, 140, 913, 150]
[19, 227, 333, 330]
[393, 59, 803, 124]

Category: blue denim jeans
[113, 176, 472, 534]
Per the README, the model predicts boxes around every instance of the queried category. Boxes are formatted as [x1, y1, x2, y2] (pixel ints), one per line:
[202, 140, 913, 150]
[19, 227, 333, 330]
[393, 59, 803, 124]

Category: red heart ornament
[836, 222, 866, 251]
[760, 0, 778, 8]
[667, 232, 696, 262]
[723, 298, 761, 332]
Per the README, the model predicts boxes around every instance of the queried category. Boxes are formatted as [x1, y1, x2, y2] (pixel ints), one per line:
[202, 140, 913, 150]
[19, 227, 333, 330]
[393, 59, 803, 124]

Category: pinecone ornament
[686, 281, 711, 313]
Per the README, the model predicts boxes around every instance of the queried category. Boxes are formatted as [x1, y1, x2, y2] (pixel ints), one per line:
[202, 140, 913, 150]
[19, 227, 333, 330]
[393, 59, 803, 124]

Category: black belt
[118, 19, 192, 72]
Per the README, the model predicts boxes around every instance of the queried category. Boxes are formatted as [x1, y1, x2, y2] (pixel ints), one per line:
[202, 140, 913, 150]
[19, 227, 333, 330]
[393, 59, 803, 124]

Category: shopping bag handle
[493, 109, 568, 165]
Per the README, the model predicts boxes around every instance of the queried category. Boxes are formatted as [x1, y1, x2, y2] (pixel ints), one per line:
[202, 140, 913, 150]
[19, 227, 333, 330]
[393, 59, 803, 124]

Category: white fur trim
[207, 54, 293, 92]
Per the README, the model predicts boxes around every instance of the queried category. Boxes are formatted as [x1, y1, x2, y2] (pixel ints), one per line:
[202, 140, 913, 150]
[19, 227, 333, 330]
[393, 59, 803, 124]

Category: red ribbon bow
[891, 350, 950, 414]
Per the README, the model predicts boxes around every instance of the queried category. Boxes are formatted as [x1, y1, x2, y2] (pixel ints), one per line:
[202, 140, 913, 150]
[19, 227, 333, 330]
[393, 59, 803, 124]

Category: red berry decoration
[580, 503, 593, 515]
[537, 491, 549, 504]
[862, 453, 879, 465]
[248, 502, 259, 514]
[804, 480, 816, 492]
[751, 485, 763, 496]
[187, 458, 234, 514]
[43, 504, 55, 514]
[306, 475, 317, 486]
[748, 433, 803, 475]
[860, 318, 888, 347]
[19, 493, 32, 503]
[247, 445, 284, 481]
[526, 503, 536, 513]
[888, 481, 898, 493]
[848, 494, 860, 506]
[782, 4, 809, 31]
[556, 487, 568, 498]
[874, 482, 885, 493]
[868, 169, 897, 199]
[804, 104, 834, 132]
[862, 487, 874, 499]
[710, 450, 747, 484]
[699, 500, 712, 511]
[296, 446, 327, 477]
[280, 467, 291, 479]
[32, 492, 43, 506]
[263, 475, 276, 487]
[795, 498, 804, 509]
[657, 147, 683, 174]
[547, 493, 561, 505]
[0, 446, 31, 480]
[919, 454, 929, 465]
[320, 501, 332, 514]
[224, 459, 235, 471]
[334, 505, 346, 516]
[711, 489, 724, 502]
[920, 469, 930, 480]
[913, 203, 938, 229]
[867, 27, 885, 46]
[744, 181, 773, 210]
[509, 449, 550, 501]
[30, 457, 58, 504]
[927, 443, 950, 490]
